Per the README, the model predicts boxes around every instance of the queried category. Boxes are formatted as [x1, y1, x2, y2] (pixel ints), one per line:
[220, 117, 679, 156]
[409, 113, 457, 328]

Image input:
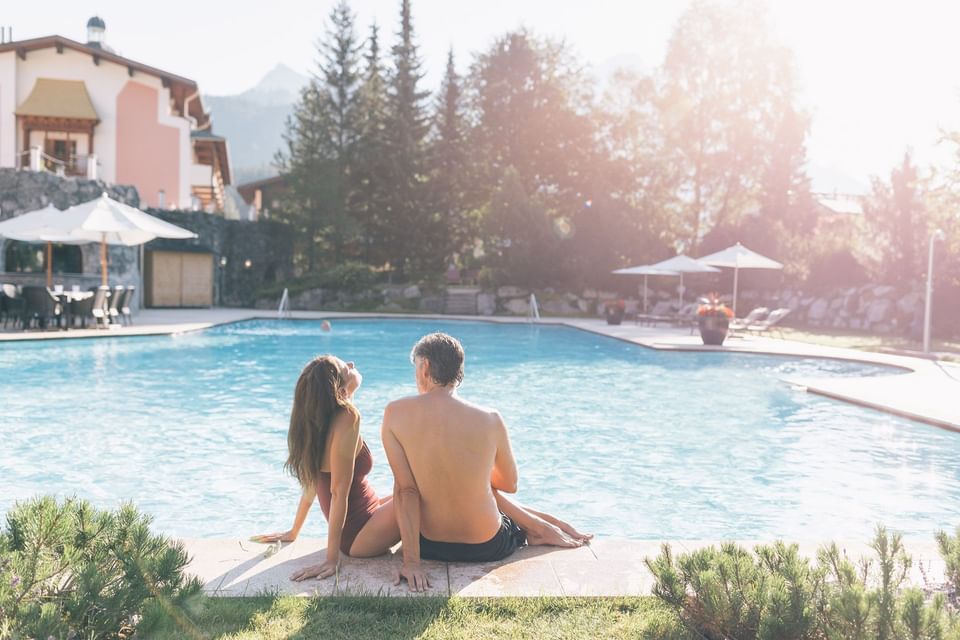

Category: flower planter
[698, 314, 729, 346]
[605, 305, 624, 325]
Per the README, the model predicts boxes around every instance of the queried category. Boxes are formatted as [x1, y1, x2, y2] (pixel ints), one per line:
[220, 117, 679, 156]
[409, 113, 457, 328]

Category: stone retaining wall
[0, 168, 141, 305]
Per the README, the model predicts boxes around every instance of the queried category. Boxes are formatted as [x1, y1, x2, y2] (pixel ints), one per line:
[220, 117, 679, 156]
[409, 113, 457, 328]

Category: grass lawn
[137, 594, 690, 639]
[778, 327, 960, 360]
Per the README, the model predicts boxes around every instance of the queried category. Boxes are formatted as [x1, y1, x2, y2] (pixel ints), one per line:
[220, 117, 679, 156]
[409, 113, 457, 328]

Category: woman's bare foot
[526, 521, 583, 548]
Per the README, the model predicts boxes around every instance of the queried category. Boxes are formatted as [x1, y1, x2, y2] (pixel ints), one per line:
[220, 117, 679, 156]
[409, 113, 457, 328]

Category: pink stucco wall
[115, 82, 179, 208]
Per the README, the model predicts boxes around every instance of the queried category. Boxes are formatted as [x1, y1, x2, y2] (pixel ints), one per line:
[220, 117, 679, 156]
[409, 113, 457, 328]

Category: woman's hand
[290, 558, 340, 582]
[250, 530, 298, 544]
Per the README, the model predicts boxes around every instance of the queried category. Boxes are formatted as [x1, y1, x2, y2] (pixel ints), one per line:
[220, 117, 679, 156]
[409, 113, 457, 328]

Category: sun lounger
[746, 308, 791, 338]
[119, 285, 135, 325]
[108, 285, 125, 325]
[90, 286, 110, 329]
[729, 307, 769, 332]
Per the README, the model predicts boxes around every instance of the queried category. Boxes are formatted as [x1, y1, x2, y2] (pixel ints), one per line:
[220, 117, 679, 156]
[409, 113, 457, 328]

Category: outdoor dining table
[50, 289, 94, 330]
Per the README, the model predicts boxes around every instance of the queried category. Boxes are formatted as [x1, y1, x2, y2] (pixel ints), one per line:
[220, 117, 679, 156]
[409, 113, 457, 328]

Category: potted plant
[605, 299, 625, 325]
[696, 293, 734, 345]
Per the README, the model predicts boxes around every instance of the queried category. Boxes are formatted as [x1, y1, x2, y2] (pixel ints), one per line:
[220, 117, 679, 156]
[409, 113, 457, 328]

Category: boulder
[419, 296, 445, 314]
[477, 293, 497, 316]
[403, 285, 421, 299]
[581, 288, 598, 299]
[542, 299, 578, 315]
[872, 285, 896, 297]
[866, 298, 892, 324]
[807, 298, 830, 321]
[497, 286, 528, 298]
[504, 298, 530, 315]
[577, 298, 592, 313]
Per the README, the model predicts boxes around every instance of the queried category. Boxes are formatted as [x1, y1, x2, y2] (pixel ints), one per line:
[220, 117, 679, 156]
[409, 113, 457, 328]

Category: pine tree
[351, 22, 392, 265]
[276, 0, 362, 267]
[382, 0, 434, 276]
[428, 48, 471, 264]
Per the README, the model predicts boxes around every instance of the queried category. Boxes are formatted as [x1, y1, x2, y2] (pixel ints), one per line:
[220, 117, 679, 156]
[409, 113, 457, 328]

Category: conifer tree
[428, 48, 471, 263]
[277, 0, 362, 267]
[351, 23, 392, 265]
[382, 0, 434, 276]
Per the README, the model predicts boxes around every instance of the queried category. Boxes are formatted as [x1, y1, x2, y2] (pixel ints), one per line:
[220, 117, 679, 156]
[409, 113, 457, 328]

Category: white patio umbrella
[612, 265, 679, 313]
[698, 242, 783, 316]
[56, 193, 197, 286]
[647, 255, 720, 307]
[0, 204, 89, 287]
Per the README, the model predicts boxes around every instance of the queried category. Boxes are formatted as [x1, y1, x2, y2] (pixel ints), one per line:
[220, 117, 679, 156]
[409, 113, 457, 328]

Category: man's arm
[381, 403, 431, 591]
[489, 412, 518, 493]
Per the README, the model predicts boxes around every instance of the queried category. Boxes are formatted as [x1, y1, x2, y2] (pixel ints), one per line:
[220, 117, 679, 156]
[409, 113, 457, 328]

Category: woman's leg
[493, 491, 591, 547]
[347, 500, 401, 558]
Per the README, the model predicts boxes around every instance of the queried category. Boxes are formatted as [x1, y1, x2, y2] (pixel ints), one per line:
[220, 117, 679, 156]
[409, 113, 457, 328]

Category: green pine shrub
[0, 496, 201, 640]
[647, 526, 959, 640]
[936, 526, 960, 594]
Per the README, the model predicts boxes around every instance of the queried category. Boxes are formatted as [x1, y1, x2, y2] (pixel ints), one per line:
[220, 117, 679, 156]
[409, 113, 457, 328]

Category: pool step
[444, 290, 478, 315]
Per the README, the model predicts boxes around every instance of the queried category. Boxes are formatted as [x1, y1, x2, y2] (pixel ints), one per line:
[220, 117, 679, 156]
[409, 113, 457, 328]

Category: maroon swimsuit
[314, 440, 380, 555]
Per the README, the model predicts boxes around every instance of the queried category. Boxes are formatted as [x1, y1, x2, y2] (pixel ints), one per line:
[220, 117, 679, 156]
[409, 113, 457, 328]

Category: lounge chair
[119, 285, 135, 325]
[729, 307, 769, 332]
[746, 308, 791, 338]
[673, 302, 701, 334]
[108, 285, 125, 324]
[90, 286, 110, 328]
[635, 301, 676, 326]
[69, 294, 95, 329]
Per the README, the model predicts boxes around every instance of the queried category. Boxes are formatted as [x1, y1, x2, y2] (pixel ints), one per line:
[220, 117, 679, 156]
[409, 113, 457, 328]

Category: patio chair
[69, 294, 95, 329]
[746, 308, 792, 338]
[20, 285, 61, 330]
[119, 285, 135, 325]
[673, 302, 701, 335]
[108, 285, 125, 324]
[1, 284, 25, 329]
[90, 286, 110, 328]
[729, 306, 769, 332]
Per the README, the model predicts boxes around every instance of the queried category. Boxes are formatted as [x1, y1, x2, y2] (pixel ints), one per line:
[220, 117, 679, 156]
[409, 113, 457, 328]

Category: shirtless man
[381, 332, 591, 591]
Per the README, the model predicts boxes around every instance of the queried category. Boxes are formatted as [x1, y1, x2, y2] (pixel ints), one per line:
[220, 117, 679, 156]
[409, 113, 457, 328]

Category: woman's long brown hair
[285, 355, 360, 488]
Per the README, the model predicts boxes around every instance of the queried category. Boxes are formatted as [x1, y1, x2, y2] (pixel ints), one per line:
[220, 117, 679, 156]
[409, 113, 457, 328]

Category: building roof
[0, 35, 208, 128]
[814, 192, 864, 216]
[15, 78, 99, 121]
[87, 16, 106, 29]
[236, 175, 288, 204]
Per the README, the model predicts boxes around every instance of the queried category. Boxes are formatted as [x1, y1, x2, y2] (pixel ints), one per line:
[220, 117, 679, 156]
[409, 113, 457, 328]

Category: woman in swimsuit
[254, 354, 591, 582]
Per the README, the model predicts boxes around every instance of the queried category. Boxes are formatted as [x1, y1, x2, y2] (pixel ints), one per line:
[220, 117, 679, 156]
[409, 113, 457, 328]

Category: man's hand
[290, 558, 339, 582]
[394, 561, 431, 592]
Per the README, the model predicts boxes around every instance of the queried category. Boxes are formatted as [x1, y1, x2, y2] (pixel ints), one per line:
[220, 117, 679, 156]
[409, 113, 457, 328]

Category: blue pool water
[1, 319, 958, 541]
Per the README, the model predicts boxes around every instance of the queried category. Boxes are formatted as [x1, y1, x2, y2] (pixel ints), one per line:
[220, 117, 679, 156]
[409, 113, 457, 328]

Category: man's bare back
[385, 390, 514, 543]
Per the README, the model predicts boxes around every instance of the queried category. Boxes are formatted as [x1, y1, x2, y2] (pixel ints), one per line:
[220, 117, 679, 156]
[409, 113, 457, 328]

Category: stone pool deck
[182, 536, 947, 598]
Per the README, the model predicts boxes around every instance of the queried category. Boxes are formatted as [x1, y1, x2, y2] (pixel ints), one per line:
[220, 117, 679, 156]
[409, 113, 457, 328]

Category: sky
[5, 0, 960, 193]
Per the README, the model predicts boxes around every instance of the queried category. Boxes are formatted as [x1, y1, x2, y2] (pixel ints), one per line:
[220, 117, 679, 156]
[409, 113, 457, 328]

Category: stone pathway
[182, 537, 947, 598]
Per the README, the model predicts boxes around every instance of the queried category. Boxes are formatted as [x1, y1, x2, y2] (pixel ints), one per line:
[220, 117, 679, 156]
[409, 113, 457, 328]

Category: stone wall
[146, 210, 295, 307]
[0, 168, 141, 304]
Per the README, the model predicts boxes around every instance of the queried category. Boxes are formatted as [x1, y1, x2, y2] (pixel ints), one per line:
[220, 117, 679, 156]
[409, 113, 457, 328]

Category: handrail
[277, 287, 291, 319]
[528, 293, 540, 323]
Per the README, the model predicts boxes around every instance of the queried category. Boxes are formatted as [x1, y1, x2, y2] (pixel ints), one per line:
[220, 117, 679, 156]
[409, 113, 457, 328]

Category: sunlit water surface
[2, 319, 957, 540]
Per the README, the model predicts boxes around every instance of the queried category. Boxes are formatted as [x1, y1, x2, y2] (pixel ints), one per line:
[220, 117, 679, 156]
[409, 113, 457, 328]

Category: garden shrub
[0, 496, 201, 640]
[647, 526, 960, 640]
[936, 526, 960, 593]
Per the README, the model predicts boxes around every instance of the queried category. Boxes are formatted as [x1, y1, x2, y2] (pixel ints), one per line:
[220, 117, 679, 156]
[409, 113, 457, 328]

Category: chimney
[86, 16, 106, 48]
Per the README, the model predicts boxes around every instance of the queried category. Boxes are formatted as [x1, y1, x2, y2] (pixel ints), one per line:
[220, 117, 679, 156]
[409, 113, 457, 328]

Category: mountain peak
[254, 63, 309, 95]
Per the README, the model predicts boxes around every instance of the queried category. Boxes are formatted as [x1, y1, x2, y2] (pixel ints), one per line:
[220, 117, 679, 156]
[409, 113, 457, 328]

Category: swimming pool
[2, 319, 958, 541]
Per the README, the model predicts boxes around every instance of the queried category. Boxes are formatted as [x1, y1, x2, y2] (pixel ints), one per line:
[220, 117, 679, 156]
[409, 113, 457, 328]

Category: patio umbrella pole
[732, 265, 740, 317]
[678, 273, 684, 308]
[100, 232, 107, 287]
[46, 241, 52, 287]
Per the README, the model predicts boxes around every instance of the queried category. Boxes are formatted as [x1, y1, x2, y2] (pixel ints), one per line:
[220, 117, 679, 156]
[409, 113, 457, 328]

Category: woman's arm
[252, 485, 316, 544]
[291, 412, 359, 582]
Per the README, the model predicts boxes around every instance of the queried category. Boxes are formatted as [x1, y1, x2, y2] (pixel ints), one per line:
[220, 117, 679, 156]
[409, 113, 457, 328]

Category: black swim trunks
[419, 513, 527, 562]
